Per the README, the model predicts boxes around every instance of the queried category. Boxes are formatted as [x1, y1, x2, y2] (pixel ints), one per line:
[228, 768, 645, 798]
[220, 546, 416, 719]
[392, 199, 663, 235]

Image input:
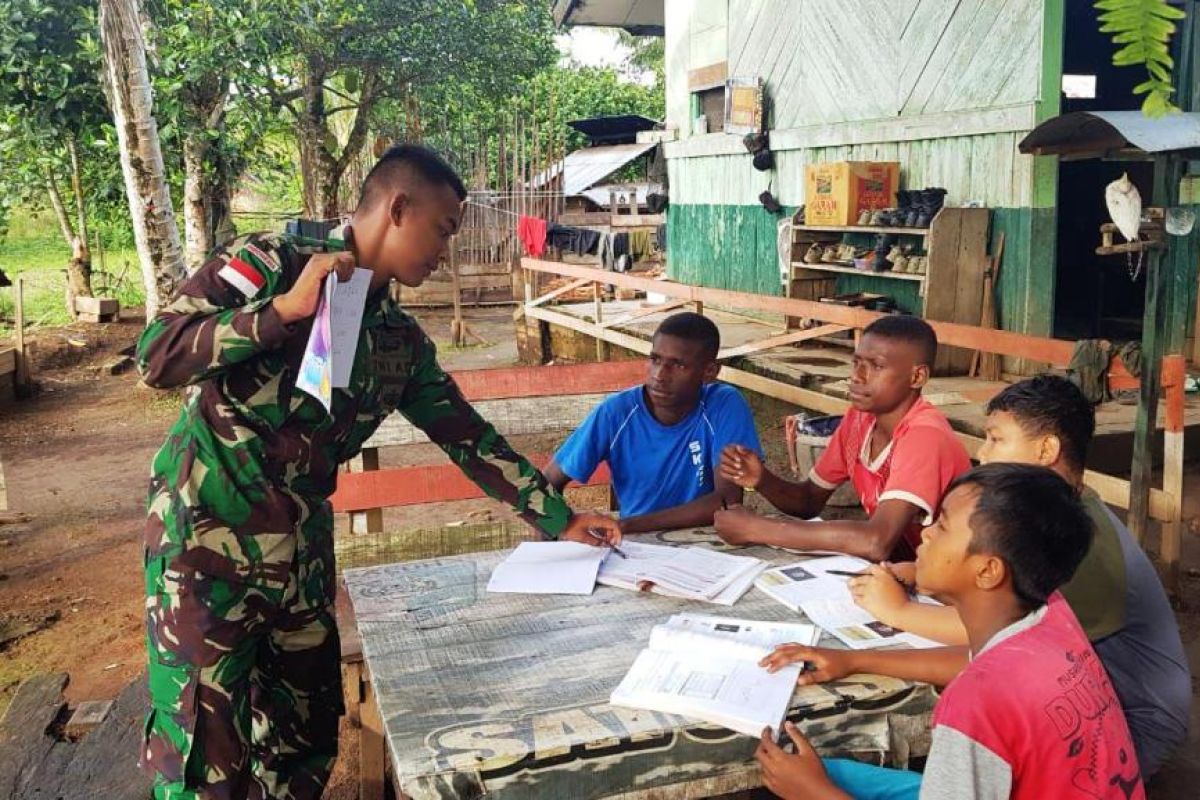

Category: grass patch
[0, 211, 295, 337]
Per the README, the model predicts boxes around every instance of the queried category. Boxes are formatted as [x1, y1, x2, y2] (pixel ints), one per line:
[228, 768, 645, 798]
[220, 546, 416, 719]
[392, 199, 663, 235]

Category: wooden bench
[329, 361, 642, 800]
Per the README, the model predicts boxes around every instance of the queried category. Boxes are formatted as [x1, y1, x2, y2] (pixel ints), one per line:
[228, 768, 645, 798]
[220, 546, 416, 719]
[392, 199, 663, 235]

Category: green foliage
[1095, 0, 1187, 117]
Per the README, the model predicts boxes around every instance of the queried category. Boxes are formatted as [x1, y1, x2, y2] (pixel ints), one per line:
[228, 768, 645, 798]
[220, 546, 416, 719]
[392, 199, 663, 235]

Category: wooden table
[343, 529, 935, 800]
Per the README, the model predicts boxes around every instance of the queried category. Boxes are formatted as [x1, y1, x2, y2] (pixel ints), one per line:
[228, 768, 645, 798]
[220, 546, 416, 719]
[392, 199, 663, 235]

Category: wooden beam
[449, 361, 645, 401]
[718, 324, 851, 360]
[597, 299, 689, 329]
[523, 258, 1078, 366]
[526, 277, 592, 308]
[330, 456, 611, 513]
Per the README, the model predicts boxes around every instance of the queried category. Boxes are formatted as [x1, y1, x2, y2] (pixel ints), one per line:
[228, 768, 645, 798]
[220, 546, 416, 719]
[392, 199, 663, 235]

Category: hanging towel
[517, 216, 548, 257]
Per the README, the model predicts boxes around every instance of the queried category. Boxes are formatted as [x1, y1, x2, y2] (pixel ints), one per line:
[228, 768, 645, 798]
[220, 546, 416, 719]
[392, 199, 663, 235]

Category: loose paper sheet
[486, 541, 609, 595]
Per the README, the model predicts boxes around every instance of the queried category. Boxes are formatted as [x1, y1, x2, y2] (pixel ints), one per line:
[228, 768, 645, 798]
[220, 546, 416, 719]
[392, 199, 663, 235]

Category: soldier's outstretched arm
[399, 332, 578, 538]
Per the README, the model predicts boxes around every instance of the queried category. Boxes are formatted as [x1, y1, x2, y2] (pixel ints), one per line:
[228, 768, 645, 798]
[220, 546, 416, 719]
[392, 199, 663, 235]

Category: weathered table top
[344, 528, 934, 800]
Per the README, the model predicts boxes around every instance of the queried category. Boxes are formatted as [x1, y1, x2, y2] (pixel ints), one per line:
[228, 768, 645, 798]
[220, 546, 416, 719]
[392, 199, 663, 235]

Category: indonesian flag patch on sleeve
[217, 254, 267, 298]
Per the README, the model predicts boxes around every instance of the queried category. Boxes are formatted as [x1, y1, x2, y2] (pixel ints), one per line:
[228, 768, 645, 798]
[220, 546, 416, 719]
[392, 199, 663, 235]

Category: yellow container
[805, 161, 900, 226]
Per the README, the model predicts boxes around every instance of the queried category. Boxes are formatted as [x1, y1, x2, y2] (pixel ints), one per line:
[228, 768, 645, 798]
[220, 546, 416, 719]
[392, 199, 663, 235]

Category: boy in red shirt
[756, 464, 1144, 800]
[715, 315, 970, 561]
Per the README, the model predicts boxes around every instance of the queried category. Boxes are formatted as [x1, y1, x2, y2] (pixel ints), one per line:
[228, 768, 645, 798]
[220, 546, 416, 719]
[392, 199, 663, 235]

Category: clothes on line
[600, 232, 630, 272]
[629, 229, 652, 260]
[547, 224, 601, 256]
[517, 216, 547, 257]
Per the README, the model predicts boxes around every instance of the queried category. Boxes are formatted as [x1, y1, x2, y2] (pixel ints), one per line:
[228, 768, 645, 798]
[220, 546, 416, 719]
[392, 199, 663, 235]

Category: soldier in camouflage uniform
[136, 145, 620, 800]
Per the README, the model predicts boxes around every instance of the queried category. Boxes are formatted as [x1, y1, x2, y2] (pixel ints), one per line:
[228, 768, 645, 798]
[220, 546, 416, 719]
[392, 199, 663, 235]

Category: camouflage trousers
[140, 494, 343, 800]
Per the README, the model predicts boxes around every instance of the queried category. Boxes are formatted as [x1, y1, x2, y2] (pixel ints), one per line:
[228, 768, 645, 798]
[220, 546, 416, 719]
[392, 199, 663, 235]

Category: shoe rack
[788, 206, 991, 374]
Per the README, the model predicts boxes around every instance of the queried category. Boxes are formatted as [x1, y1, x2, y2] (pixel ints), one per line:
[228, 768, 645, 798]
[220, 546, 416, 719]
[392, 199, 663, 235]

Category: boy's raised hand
[756, 723, 847, 800]
[274, 252, 357, 324]
[848, 564, 910, 622]
[759, 644, 854, 686]
[719, 444, 764, 489]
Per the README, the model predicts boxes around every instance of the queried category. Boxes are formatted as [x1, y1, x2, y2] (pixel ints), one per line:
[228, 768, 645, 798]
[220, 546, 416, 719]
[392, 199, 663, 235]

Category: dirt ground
[0, 305, 1198, 799]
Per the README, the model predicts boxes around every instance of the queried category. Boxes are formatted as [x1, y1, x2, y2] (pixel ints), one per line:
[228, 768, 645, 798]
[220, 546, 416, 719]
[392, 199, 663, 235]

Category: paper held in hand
[296, 268, 373, 411]
[610, 613, 821, 737]
[596, 541, 767, 605]
[755, 555, 943, 650]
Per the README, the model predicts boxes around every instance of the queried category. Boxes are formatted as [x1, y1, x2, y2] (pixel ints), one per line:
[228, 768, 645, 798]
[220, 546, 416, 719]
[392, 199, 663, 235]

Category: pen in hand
[586, 527, 628, 558]
[827, 568, 915, 595]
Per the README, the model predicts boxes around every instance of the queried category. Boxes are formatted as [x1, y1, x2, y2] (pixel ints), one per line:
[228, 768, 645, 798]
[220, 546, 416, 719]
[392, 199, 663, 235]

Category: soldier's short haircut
[357, 144, 467, 211]
[862, 315, 937, 368]
[654, 312, 720, 361]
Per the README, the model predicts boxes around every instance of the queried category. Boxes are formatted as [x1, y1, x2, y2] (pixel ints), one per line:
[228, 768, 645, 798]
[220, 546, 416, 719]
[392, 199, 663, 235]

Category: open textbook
[756, 555, 943, 650]
[610, 613, 821, 737]
[597, 541, 767, 605]
[486, 542, 610, 595]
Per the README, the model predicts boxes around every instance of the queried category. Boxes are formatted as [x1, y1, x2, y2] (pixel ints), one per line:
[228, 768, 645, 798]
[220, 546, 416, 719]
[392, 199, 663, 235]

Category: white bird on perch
[1105, 172, 1142, 242]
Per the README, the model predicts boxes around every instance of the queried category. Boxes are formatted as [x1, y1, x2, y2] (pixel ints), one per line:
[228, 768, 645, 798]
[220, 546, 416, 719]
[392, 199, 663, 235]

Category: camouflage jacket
[137, 227, 573, 558]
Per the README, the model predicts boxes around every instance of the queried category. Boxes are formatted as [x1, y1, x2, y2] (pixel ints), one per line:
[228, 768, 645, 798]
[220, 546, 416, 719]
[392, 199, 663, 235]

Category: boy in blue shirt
[545, 313, 763, 534]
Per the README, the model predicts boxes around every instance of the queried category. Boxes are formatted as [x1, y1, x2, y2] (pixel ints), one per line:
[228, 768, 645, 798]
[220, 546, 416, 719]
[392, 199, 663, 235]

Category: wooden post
[593, 282, 607, 361]
[1129, 157, 1179, 543]
[13, 276, 30, 397]
[1161, 354, 1186, 595]
[359, 666, 386, 800]
[450, 235, 465, 347]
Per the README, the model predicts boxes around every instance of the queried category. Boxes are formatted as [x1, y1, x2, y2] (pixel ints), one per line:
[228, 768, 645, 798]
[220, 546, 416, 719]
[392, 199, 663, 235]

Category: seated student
[544, 312, 763, 533]
[845, 374, 1190, 777]
[714, 315, 971, 561]
[756, 464, 1145, 800]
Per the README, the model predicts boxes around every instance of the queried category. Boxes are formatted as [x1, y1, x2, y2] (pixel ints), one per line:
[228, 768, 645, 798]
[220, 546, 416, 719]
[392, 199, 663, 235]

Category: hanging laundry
[546, 224, 601, 256]
[517, 216, 548, 257]
[600, 232, 631, 272]
[629, 229, 652, 260]
[655, 224, 667, 252]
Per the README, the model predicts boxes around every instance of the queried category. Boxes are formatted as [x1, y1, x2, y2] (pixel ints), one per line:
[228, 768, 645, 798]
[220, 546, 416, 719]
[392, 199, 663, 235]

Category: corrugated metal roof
[1019, 111, 1200, 157]
[530, 142, 657, 196]
[578, 182, 663, 207]
[552, 0, 664, 35]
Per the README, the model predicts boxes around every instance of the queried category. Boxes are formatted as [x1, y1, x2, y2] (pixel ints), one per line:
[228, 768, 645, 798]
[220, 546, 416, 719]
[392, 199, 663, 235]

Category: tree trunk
[44, 165, 93, 317]
[296, 61, 379, 219]
[209, 145, 236, 246]
[182, 130, 211, 274]
[98, 0, 185, 320]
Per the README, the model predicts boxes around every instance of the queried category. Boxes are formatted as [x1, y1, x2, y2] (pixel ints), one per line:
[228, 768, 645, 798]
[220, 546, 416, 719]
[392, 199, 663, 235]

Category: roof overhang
[552, 0, 664, 36]
[531, 142, 658, 196]
[1018, 111, 1200, 160]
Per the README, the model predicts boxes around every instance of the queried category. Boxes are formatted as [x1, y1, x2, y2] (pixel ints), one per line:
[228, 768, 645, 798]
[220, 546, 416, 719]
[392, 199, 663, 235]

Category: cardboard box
[805, 162, 900, 226]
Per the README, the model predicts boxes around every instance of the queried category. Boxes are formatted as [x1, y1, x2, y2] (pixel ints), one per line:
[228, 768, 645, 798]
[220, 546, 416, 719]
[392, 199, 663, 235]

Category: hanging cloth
[517, 216, 548, 257]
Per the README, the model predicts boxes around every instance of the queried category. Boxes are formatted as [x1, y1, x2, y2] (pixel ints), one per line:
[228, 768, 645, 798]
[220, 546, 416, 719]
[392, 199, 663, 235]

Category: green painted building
[559, 0, 1200, 358]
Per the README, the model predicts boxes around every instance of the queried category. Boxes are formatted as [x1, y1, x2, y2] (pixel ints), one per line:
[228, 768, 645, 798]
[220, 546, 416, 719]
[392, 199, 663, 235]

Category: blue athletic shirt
[553, 383, 764, 518]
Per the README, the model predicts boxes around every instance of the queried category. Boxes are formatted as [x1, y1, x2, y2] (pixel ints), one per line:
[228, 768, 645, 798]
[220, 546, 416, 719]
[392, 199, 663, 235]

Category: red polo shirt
[810, 396, 971, 556]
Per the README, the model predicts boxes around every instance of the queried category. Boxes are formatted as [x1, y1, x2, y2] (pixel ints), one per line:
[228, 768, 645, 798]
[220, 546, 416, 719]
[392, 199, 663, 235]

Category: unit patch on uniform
[243, 243, 281, 272]
[217, 255, 266, 298]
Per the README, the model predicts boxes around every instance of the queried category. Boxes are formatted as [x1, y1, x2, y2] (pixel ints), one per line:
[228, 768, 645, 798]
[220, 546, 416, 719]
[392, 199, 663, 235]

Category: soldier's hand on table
[719, 444, 764, 489]
[712, 504, 761, 546]
[756, 723, 847, 800]
[561, 512, 623, 547]
[848, 564, 910, 622]
[760, 644, 854, 686]
[273, 251, 357, 324]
